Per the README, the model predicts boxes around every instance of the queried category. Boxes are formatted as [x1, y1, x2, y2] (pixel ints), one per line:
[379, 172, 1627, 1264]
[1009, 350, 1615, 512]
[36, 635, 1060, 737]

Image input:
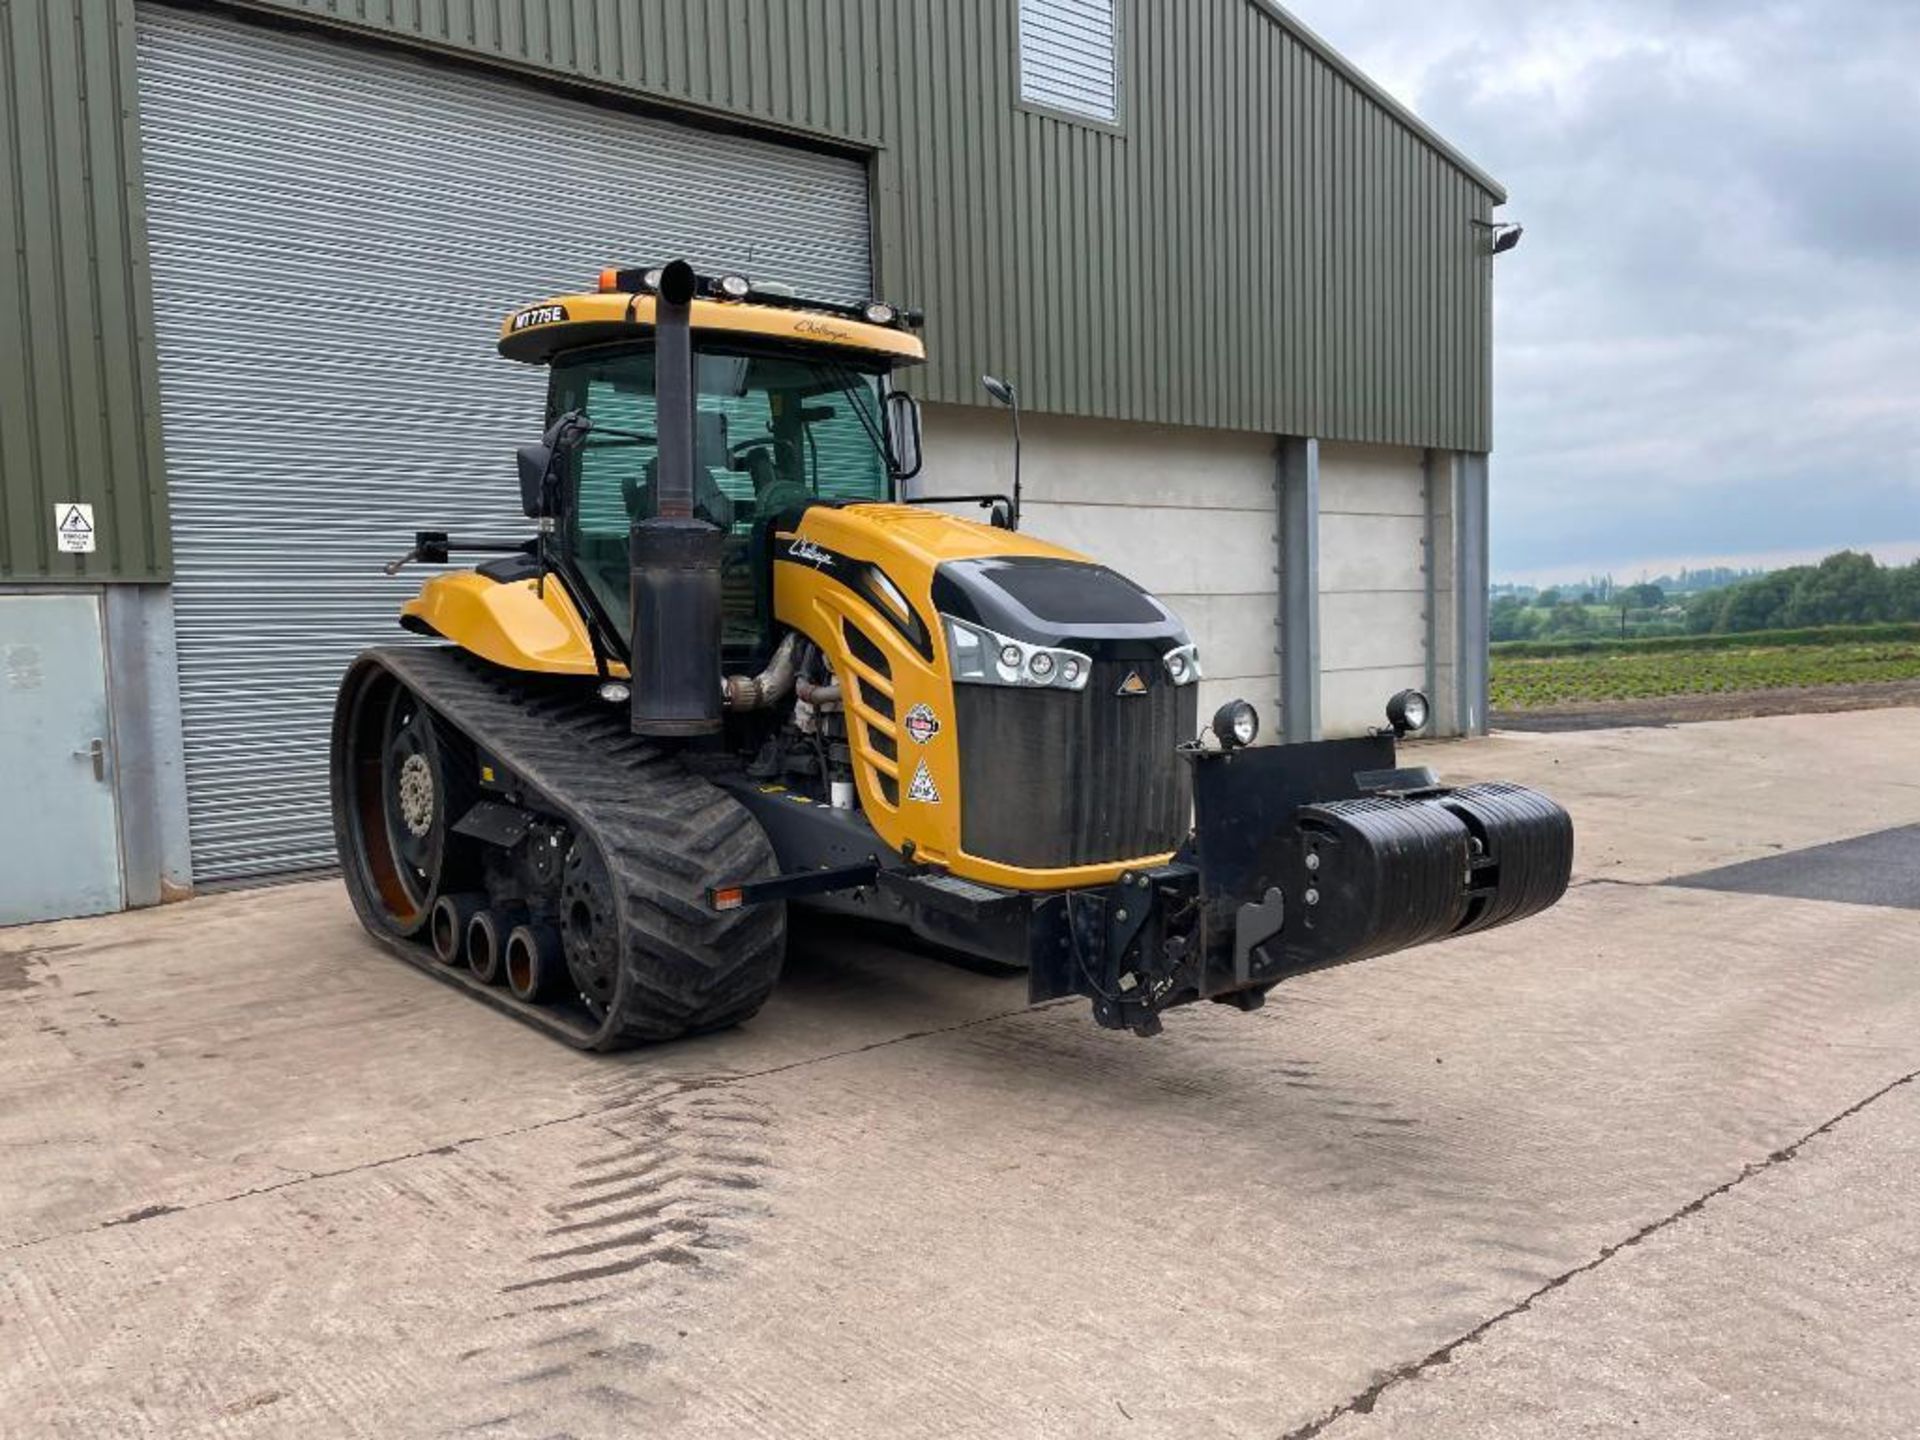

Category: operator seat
[570, 412, 739, 614]
[621, 410, 738, 530]
[745, 445, 813, 525]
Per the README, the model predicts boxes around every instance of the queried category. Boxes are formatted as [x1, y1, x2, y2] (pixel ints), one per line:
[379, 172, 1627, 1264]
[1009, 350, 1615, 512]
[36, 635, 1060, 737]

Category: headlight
[942, 615, 1091, 691]
[1212, 698, 1260, 749]
[1386, 688, 1430, 736]
[717, 273, 752, 299]
[1162, 642, 1202, 687]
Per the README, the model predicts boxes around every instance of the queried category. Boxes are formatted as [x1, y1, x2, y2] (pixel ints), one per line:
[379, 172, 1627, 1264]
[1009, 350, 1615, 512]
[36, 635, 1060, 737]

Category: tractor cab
[498, 270, 929, 663]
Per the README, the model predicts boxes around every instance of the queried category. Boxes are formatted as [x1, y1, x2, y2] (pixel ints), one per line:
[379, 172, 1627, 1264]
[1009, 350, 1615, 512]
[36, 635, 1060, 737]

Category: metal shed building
[0, 0, 1506, 922]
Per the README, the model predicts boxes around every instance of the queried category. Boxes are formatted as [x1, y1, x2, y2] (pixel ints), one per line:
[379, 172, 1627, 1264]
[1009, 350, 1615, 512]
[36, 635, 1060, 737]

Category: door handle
[71, 737, 106, 783]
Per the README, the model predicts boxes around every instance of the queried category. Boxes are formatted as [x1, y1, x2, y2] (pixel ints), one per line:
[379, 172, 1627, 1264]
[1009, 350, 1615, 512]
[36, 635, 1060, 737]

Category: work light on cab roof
[495, 264, 927, 369]
[593, 263, 922, 332]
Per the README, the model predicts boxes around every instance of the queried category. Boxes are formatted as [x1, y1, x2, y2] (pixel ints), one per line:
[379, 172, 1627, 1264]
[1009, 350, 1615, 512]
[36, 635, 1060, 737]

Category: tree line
[1492, 564, 1762, 605]
[1491, 551, 1920, 643]
[1681, 551, 1920, 634]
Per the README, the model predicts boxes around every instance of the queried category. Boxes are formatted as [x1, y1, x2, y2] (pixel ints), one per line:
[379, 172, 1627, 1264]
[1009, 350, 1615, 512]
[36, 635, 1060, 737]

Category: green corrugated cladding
[0, 0, 172, 583]
[0, 0, 1498, 583]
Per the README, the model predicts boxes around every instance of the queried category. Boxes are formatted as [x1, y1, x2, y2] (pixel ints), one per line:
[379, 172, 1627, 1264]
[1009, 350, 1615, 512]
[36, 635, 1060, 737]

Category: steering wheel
[585, 425, 656, 447]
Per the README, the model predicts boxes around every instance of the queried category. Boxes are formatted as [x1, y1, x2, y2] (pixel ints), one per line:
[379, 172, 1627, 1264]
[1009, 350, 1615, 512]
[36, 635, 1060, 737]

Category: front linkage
[1026, 734, 1574, 1035]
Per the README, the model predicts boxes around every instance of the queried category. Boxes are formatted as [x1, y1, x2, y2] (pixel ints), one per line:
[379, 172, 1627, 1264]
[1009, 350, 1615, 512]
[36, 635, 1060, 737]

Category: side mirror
[518, 410, 593, 519]
[979, 372, 1021, 530]
[517, 442, 552, 518]
[987, 501, 1013, 530]
[884, 390, 924, 480]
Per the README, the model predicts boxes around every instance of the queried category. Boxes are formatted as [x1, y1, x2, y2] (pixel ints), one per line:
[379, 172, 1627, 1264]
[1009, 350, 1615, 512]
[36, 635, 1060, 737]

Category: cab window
[551, 345, 891, 651]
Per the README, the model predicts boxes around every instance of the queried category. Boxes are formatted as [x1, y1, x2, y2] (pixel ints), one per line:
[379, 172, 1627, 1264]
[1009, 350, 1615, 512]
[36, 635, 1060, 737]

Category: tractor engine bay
[741, 635, 860, 811]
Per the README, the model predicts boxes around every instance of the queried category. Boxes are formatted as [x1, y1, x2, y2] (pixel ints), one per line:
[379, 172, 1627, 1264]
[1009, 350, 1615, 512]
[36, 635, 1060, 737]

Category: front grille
[954, 660, 1197, 869]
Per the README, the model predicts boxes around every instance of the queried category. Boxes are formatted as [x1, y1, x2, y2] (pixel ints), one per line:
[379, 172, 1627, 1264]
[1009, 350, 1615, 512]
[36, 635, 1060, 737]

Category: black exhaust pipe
[630, 258, 725, 737]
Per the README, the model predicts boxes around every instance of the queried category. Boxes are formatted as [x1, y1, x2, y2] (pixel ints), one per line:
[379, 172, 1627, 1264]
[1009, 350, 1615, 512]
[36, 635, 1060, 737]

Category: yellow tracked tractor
[332, 260, 1571, 1048]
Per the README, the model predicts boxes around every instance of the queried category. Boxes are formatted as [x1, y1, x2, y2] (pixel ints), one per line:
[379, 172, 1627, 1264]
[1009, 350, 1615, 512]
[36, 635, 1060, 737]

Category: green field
[1491, 626, 1920, 709]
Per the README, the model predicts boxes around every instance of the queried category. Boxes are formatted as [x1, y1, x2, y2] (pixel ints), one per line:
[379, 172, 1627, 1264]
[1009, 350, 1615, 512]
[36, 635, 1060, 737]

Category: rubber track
[349, 646, 785, 1050]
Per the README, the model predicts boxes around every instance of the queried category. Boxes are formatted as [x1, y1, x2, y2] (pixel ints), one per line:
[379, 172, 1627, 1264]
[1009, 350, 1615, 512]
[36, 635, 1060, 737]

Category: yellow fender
[401, 571, 625, 678]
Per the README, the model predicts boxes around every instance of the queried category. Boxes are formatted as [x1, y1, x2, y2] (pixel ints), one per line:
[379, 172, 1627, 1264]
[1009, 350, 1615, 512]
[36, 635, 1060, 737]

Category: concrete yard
[4, 708, 1919, 1439]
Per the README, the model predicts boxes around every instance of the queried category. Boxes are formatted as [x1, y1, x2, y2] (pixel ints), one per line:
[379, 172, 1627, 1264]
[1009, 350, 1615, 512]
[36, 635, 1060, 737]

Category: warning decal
[906, 759, 940, 804]
[54, 502, 96, 554]
[903, 702, 941, 745]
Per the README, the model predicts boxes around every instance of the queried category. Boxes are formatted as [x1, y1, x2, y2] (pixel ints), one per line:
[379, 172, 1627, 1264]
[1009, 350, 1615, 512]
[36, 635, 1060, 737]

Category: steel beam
[1275, 437, 1321, 743]
[1452, 452, 1491, 735]
[1422, 448, 1440, 711]
[102, 584, 193, 905]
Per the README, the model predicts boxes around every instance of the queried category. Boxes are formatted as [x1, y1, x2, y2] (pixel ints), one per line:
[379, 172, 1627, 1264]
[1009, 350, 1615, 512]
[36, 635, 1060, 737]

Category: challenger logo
[784, 538, 835, 569]
[795, 317, 852, 342]
[1117, 670, 1150, 696]
[510, 304, 569, 331]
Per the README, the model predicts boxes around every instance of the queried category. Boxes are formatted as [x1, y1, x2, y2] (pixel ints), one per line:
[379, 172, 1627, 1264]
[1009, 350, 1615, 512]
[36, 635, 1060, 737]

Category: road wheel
[333, 665, 470, 938]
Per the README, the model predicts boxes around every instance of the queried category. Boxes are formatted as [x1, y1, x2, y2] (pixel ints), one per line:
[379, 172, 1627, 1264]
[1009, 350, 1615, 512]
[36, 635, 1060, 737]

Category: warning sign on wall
[54, 502, 95, 554]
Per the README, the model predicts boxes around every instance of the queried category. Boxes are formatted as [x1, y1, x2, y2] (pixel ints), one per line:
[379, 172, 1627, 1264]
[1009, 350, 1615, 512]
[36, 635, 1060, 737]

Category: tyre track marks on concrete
[506, 1074, 775, 1289]
[0, 1000, 1050, 1259]
[452, 1075, 774, 1433]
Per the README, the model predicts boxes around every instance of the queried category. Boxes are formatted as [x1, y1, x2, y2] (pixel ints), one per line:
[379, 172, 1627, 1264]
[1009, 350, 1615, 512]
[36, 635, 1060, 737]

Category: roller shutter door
[135, 5, 871, 882]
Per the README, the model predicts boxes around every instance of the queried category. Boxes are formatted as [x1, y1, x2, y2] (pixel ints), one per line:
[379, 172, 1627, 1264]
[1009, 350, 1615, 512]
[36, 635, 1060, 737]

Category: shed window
[1018, 0, 1119, 125]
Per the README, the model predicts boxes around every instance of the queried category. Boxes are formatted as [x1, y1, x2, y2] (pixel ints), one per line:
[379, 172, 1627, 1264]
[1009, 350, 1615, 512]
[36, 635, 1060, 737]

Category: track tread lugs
[336, 646, 785, 1050]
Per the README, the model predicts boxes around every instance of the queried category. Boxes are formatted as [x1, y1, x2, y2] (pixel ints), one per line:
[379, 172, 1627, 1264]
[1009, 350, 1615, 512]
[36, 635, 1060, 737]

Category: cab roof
[498, 289, 928, 367]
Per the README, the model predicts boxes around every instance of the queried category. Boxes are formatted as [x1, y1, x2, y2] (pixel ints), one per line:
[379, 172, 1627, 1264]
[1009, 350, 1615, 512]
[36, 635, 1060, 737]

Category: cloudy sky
[1286, 0, 1920, 582]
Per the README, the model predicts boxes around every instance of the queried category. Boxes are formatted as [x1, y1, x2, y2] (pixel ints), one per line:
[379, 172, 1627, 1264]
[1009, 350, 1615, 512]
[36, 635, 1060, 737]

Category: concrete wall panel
[1015, 503, 1274, 597]
[920, 402, 1280, 743]
[1318, 513, 1427, 595]
[920, 403, 1278, 604]
[1428, 455, 1460, 728]
[1317, 442, 1428, 516]
[1321, 590, 1427, 674]
[919, 405, 1275, 511]
[1316, 441, 1432, 735]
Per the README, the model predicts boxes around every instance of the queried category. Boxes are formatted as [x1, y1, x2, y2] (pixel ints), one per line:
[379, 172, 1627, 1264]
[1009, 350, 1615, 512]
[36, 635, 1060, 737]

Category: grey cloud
[1287, 0, 1920, 574]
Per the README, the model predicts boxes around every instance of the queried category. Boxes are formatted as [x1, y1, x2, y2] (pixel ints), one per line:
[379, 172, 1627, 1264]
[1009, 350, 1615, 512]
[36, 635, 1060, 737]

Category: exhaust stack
[629, 259, 725, 737]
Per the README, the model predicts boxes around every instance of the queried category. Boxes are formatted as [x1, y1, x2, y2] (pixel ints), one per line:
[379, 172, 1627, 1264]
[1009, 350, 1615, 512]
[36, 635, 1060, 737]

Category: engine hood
[930, 555, 1189, 657]
[806, 503, 1190, 657]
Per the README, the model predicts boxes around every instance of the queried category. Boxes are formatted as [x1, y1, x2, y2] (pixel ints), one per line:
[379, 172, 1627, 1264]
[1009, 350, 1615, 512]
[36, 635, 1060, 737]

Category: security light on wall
[1472, 220, 1524, 255]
